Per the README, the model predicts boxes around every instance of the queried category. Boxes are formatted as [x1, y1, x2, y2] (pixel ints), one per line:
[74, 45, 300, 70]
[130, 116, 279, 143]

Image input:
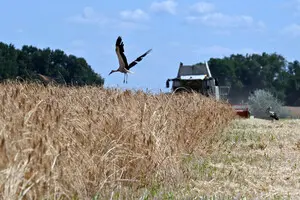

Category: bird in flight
[109, 36, 152, 83]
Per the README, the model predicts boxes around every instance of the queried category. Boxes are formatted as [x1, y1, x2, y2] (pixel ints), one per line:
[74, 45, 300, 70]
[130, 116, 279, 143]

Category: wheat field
[1, 83, 299, 199]
[0, 82, 236, 199]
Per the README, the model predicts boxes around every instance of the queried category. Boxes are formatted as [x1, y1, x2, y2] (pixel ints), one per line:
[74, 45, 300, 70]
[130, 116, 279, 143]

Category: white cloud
[287, 0, 300, 13]
[67, 6, 109, 25]
[186, 13, 253, 28]
[282, 23, 300, 37]
[116, 21, 150, 31]
[150, 0, 178, 15]
[118, 9, 150, 30]
[16, 28, 24, 33]
[257, 20, 266, 30]
[193, 45, 258, 57]
[297, 0, 300, 12]
[120, 9, 149, 21]
[212, 30, 231, 36]
[185, 2, 265, 32]
[186, 12, 265, 31]
[67, 7, 149, 31]
[285, 0, 300, 15]
[190, 2, 215, 13]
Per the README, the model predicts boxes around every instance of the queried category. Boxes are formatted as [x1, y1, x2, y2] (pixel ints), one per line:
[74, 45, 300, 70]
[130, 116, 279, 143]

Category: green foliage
[195, 52, 300, 106]
[0, 42, 104, 86]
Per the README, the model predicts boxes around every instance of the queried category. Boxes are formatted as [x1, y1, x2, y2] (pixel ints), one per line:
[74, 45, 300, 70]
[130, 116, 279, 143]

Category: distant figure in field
[266, 106, 279, 121]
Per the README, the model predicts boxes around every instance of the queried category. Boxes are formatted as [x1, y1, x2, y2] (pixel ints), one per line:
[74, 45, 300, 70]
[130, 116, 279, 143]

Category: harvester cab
[166, 62, 230, 101]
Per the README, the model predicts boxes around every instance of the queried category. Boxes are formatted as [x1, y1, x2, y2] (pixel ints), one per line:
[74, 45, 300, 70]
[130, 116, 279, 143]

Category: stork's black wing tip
[116, 36, 122, 41]
[116, 36, 123, 46]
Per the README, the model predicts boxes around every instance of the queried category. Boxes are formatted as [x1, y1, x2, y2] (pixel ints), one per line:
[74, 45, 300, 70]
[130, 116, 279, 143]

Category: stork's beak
[109, 70, 113, 75]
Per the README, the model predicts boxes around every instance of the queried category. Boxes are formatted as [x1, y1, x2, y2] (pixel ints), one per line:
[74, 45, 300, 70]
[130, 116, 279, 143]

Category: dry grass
[185, 118, 300, 199]
[0, 82, 235, 199]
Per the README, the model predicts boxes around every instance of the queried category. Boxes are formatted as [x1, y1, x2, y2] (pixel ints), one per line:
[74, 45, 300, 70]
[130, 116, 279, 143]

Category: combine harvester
[166, 62, 250, 118]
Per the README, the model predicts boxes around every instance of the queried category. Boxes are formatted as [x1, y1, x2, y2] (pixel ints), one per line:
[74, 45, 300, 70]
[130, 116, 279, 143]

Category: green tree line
[0, 42, 104, 86]
[196, 52, 300, 106]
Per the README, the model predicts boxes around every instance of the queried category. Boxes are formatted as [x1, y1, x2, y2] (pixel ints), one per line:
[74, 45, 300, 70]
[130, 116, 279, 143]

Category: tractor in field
[166, 62, 229, 100]
[166, 62, 250, 118]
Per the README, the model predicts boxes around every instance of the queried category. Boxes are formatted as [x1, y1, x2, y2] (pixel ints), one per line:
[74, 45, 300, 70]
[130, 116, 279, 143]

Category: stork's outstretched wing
[115, 36, 128, 69]
[126, 49, 152, 70]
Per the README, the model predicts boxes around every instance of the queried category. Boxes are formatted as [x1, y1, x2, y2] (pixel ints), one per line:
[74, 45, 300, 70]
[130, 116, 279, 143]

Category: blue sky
[1, 0, 300, 92]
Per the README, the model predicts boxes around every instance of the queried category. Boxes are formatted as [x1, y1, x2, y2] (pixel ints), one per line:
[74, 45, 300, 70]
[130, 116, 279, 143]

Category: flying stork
[266, 106, 279, 121]
[109, 36, 152, 83]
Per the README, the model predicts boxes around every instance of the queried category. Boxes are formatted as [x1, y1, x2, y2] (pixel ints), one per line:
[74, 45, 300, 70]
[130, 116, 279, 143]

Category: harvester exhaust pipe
[166, 79, 170, 88]
[205, 61, 212, 77]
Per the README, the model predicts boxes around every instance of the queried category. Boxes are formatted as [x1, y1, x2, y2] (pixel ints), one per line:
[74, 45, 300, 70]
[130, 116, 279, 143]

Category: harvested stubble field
[0, 83, 299, 199]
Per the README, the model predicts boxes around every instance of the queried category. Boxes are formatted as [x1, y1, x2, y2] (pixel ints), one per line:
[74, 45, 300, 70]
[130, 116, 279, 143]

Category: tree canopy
[195, 52, 300, 106]
[0, 42, 104, 86]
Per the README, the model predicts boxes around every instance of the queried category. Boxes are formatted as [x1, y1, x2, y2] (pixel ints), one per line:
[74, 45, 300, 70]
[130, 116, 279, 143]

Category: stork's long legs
[122, 73, 128, 84]
[123, 74, 128, 84]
